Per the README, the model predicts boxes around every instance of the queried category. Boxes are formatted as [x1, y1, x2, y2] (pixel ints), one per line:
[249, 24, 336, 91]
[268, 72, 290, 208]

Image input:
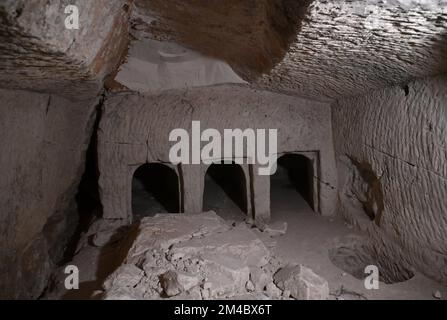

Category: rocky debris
[250, 268, 272, 292]
[103, 211, 326, 300]
[262, 221, 288, 237]
[330, 285, 368, 301]
[168, 223, 270, 267]
[160, 270, 201, 297]
[74, 218, 128, 253]
[128, 211, 230, 256]
[265, 282, 282, 298]
[103, 287, 143, 300]
[282, 290, 291, 299]
[433, 290, 442, 300]
[226, 293, 270, 300]
[89, 219, 128, 247]
[245, 280, 255, 292]
[247, 219, 287, 241]
[104, 265, 144, 292]
[273, 264, 329, 300]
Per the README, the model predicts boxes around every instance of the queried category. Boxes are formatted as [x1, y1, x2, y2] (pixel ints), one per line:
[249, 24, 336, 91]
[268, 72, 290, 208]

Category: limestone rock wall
[113, 39, 247, 94]
[0, 0, 130, 99]
[257, 0, 447, 100]
[333, 74, 447, 284]
[131, 0, 311, 80]
[98, 85, 337, 224]
[0, 88, 98, 299]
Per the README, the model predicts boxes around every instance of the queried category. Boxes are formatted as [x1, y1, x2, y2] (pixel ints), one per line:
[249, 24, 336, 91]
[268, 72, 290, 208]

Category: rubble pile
[102, 212, 329, 300]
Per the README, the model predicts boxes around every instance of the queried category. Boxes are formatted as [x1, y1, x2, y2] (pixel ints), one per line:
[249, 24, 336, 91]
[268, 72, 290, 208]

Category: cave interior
[0, 0, 446, 300]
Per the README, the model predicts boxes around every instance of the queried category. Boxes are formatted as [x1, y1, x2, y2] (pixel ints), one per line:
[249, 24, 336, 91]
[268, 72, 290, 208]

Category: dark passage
[270, 154, 314, 212]
[52, 102, 103, 267]
[132, 163, 180, 220]
[203, 162, 247, 221]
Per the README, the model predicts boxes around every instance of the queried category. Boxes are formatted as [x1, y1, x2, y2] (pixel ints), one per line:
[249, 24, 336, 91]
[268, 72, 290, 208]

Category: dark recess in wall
[203, 162, 248, 214]
[348, 156, 384, 226]
[132, 163, 181, 219]
[272, 154, 314, 210]
[59, 96, 104, 265]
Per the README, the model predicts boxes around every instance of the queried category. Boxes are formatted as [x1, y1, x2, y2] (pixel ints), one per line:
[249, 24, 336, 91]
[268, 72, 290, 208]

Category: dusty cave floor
[268, 186, 446, 300]
[44, 179, 446, 300]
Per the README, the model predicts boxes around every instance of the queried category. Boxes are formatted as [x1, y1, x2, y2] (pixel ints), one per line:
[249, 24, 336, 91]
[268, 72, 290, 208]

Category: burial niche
[270, 154, 314, 213]
[203, 161, 248, 220]
[132, 163, 180, 220]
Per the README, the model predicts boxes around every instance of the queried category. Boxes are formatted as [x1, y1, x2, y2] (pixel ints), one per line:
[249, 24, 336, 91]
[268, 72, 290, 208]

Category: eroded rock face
[98, 85, 338, 223]
[102, 212, 328, 300]
[0, 0, 130, 99]
[256, 0, 447, 99]
[0, 0, 446, 301]
[131, 0, 311, 80]
[0, 88, 98, 299]
[333, 74, 447, 285]
[1, 0, 446, 100]
[113, 39, 247, 93]
[329, 235, 415, 284]
[274, 264, 329, 300]
[123, 0, 447, 99]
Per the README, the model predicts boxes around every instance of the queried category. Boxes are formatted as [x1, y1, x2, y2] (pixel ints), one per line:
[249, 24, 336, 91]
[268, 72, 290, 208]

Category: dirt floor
[268, 181, 446, 300]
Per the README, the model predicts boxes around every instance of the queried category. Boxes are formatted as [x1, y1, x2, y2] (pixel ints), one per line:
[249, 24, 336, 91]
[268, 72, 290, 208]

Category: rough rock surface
[0, 88, 98, 299]
[0, 0, 130, 99]
[333, 74, 447, 285]
[76, 218, 129, 249]
[102, 212, 328, 300]
[256, 0, 447, 100]
[127, 0, 447, 99]
[273, 265, 329, 300]
[1, 0, 446, 301]
[274, 264, 329, 300]
[329, 235, 415, 284]
[131, 0, 311, 80]
[98, 85, 338, 223]
[113, 39, 246, 93]
[262, 221, 288, 237]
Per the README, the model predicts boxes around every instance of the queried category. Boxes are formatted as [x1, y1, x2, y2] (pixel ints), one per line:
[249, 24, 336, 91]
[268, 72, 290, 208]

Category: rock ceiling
[256, 0, 447, 100]
[0, 0, 446, 101]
